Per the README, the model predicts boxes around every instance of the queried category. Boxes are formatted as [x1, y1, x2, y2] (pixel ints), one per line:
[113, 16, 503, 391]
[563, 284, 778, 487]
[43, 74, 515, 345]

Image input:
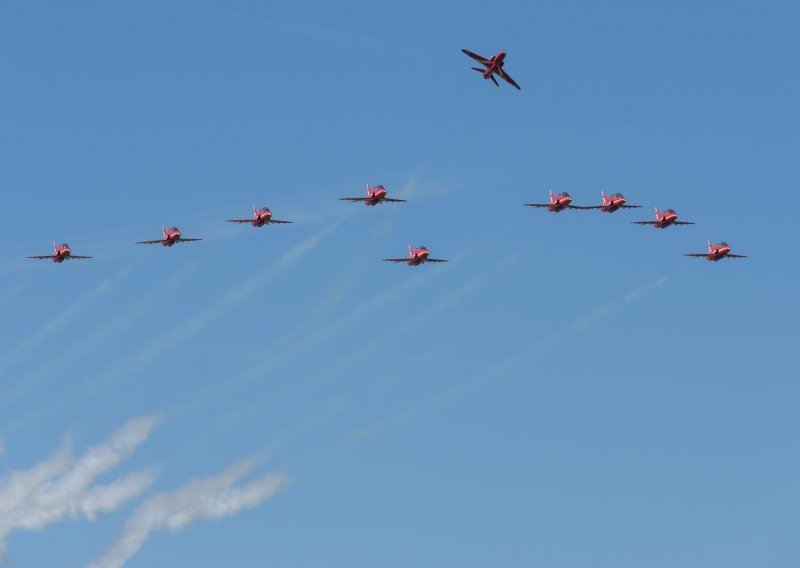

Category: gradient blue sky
[1, 0, 799, 566]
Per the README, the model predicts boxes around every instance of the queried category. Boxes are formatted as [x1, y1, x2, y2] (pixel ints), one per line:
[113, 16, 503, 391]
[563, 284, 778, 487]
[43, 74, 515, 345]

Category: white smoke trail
[86, 459, 287, 568]
[0, 415, 158, 561]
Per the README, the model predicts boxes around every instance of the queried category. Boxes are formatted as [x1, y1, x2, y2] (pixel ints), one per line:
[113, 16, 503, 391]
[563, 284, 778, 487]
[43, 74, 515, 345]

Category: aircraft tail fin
[549, 189, 555, 203]
[162, 225, 166, 237]
[253, 205, 257, 216]
[471, 67, 485, 73]
[366, 183, 371, 195]
[53, 241, 58, 252]
[654, 207, 659, 218]
[708, 240, 713, 251]
[409, 244, 413, 256]
[601, 190, 606, 201]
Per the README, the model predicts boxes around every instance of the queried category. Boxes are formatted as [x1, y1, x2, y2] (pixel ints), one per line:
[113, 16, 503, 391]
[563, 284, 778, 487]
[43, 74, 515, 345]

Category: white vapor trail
[327, 276, 672, 453]
[79, 219, 344, 401]
[0, 415, 158, 561]
[0, 266, 130, 377]
[87, 459, 287, 568]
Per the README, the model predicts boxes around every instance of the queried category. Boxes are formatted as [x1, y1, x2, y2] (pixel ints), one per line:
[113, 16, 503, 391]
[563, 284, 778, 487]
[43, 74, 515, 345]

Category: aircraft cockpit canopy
[612, 192, 624, 198]
[719, 241, 729, 247]
[665, 209, 676, 214]
[374, 185, 385, 190]
[419, 246, 428, 251]
[260, 206, 270, 212]
[61, 243, 69, 248]
[561, 192, 571, 197]
[170, 226, 179, 232]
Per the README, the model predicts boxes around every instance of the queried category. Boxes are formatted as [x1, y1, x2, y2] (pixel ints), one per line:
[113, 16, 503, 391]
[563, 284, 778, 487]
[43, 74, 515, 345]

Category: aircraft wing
[524, 203, 551, 208]
[726, 254, 748, 258]
[423, 258, 448, 263]
[630, 221, 656, 225]
[672, 221, 696, 225]
[266, 219, 293, 224]
[339, 197, 369, 202]
[382, 198, 407, 203]
[498, 68, 521, 90]
[136, 239, 164, 245]
[684, 253, 709, 258]
[226, 219, 254, 223]
[489, 74, 499, 87]
[569, 205, 603, 210]
[382, 258, 409, 263]
[619, 204, 643, 209]
[66, 255, 92, 260]
[175, 238, 202, 243]
[462, 49, 490, 64]
[27, 255, 56, 260]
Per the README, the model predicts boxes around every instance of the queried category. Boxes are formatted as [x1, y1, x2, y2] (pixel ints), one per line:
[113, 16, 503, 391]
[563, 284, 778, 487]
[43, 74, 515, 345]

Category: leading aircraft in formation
[137, 226, 202, 247]
[27, 242, 91, 263]
[383, 245, 448, 266]
[462, 49, 521, 90]
[226, 206, 293, 227]
[574, 191, 642, 213]
[631, 207, 695, 229]
[525, 190, 582, 212]
[339, 184, 407, 206]
[685, 241, 747, 261]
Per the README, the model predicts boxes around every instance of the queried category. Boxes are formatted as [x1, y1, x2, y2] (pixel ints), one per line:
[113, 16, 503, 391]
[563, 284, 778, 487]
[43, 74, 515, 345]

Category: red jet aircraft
[525, 190, 582, 212]
[685, 241, 747, 261]
[383, 245, 448, 266]
[631, 207, 695, 229]
[461, 49, 521, 90]
[137, 226, 202, 247]
[226, 206, 293, 227]
[574, 191, 642, 213]
[27, 242, 91, 263]
[339, 184, 407, 206]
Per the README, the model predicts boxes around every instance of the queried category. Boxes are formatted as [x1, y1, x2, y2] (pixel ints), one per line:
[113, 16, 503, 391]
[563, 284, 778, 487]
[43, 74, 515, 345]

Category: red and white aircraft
[339, 184, 407, 206]
[137, 226, 202, 247]
[383, 245, 448, 266]
[574, 191, 642, 213]
[685, 241, 747, 261]
[631, 207, 695, 229]
[27, 242, 91, 263]
[525, 190, 582, 212]
[462, 49, 521, 90]
[226, 206, 293, 227]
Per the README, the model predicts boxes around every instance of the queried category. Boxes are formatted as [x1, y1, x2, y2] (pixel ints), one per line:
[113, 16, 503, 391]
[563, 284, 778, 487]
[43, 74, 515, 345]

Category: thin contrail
[0, 265, 130, 377]
[283, 275, 671, 471]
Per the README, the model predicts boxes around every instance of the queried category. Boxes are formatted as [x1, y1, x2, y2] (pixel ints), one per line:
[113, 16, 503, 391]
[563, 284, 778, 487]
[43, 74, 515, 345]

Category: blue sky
[1, 0, 798, 566]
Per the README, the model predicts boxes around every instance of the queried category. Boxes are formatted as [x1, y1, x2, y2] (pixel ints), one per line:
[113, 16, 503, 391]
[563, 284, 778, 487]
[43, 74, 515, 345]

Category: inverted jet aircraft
[631, 207, 695, 229]
[137, 226, 202, 247]
[27, 242, 91, 263]
[525, 190, 582, 212]
[226, 206, 293, 227]
[461, 49, 521, 90]
[574, 191, 642, 213]
[685, 241, 747, 261]
[383, 245, 448, 266]
[339, 184, 407, 206]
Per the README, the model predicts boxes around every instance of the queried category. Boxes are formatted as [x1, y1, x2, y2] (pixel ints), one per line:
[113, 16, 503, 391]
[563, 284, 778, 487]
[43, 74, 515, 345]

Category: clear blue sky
[1, 0, 798, 566]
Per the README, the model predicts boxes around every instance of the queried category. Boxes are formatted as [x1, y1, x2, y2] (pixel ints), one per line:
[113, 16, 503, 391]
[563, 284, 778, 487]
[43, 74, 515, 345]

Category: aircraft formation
[25, 49, 747, 266]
